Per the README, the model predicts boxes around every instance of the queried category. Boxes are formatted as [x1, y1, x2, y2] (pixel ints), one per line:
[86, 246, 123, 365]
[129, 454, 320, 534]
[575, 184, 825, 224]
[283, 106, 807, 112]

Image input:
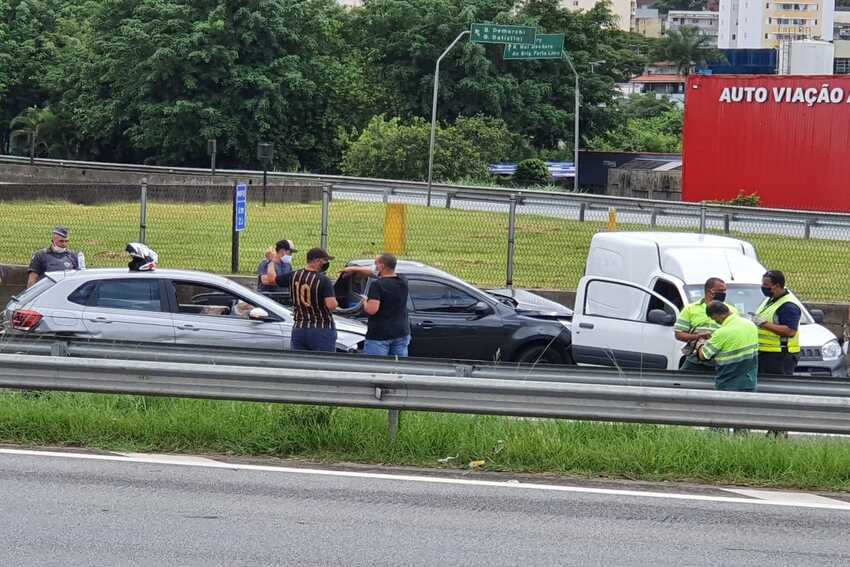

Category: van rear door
[571, 276, 682, 370]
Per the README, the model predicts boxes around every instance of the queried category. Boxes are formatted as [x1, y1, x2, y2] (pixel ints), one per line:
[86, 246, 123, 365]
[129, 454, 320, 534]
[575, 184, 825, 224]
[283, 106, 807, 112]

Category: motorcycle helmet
[126, 243, 159, 271]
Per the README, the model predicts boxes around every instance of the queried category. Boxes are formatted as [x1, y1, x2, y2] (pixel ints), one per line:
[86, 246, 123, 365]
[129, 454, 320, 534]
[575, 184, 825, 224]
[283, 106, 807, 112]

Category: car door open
[571, 276, 681, 370]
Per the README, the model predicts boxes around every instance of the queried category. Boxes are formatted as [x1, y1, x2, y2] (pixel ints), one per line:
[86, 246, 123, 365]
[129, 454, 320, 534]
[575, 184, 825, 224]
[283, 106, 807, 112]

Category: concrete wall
[607, 169, 682, 201]
[0, 162, 317, 188]
[3, 264, 846, 339]
[0, 183, 322, 205]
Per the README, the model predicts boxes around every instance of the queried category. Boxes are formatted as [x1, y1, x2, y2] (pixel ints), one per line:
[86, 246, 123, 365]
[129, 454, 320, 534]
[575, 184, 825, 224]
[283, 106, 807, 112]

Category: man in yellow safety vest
[752, 270, 801, 376]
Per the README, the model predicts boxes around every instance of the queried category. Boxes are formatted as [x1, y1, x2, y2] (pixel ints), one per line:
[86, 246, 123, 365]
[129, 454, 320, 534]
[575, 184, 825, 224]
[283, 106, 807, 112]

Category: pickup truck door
[571, 276, 682, 370]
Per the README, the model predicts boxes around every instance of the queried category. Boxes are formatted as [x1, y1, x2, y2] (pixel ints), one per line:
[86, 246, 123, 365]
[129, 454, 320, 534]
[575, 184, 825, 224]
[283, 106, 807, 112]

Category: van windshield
[683, 284, 812, 324]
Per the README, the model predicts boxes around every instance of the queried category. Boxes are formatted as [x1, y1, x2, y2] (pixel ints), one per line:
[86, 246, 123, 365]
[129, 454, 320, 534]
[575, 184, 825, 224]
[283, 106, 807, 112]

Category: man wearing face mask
[674, 277, 737, 371]
[258, 239, 297, 292]
[752, 270, 801, 376]
[287, 247, 338, 352]
[27, 226, 79, 288]
[340, 253, 411, 357]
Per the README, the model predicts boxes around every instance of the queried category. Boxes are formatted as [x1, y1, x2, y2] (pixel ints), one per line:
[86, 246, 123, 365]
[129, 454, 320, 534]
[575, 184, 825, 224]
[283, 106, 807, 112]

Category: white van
[570, 232, 846, 377]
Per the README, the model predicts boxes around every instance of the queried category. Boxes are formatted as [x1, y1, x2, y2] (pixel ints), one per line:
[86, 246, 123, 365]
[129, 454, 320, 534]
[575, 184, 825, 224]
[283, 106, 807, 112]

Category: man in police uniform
[27, 226, 78, 288]
[753, 269, 801, 375]
[674, 277, 736, 371]
[698, 301, 759, 393]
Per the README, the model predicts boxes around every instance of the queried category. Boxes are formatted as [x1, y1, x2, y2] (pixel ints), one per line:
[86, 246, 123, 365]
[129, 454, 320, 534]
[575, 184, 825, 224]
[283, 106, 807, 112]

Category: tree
[9, 106, 58, 162]
[587, 108, 683, 153]
[618, 93, 678, 119]
[513, 158, 550, 187]
[340, 114, 525, 181]
[655, 26, 724, 76]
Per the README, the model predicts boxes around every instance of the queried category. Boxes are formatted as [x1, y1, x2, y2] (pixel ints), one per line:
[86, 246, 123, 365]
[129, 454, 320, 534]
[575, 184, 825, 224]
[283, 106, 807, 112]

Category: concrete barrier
[0, 183, 321, 205]
[2, 264, 846, 340]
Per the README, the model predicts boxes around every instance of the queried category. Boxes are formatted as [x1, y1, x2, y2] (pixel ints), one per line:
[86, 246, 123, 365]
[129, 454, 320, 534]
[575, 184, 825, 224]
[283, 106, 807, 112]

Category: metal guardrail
[2, 338, 848, 397]
[1, 351, 849, 434]
[4, 154, 850, 224]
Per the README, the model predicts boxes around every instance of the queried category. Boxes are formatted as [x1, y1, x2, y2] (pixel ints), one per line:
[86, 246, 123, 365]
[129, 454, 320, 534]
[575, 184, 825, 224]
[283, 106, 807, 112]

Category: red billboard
[682, 75, 850, 212]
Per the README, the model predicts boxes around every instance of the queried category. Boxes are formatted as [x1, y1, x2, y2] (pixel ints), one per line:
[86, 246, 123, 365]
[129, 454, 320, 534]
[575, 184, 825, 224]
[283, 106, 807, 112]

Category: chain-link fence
[3, 181, 850, 302]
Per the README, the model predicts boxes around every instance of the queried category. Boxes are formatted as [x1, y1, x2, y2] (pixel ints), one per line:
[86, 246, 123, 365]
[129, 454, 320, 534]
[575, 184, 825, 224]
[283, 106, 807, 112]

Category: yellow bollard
[607, 207, 618, 231]
[384, 203, 407, 255]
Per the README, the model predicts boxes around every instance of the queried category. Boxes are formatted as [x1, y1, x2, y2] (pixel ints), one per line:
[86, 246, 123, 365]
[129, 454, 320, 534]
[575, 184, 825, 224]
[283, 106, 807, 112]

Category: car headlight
[821, 339, 843, 362]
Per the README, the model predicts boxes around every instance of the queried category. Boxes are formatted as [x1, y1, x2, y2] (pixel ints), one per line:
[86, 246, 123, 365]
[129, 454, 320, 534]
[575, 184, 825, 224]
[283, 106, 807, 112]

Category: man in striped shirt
[288, 247, 338, 352]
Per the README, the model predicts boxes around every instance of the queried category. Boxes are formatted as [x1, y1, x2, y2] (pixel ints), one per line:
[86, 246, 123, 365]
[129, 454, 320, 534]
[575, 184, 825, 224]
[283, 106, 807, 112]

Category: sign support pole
[231, 182, 240, 273]
[427, 30, 470, 207]
[562, 50, 580, 191]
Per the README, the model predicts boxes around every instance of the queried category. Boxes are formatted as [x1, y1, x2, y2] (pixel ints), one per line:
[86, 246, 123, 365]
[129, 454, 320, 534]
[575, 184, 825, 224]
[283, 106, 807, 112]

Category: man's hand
[339, 266, 372, 277]
[265, 247, 279, 263]
[696, 331, 712, 340]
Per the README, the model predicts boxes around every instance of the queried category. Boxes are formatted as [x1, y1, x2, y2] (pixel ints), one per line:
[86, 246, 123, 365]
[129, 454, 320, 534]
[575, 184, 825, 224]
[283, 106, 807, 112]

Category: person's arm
[758, 304, 801, 338]
[673, 309, 710, 342]
[321, 276, 338, 311]
[364, 279, 382, 316]
[698, 335, 721, 361]
[26, 254, 44, 288]
[261, 260, 278, 286]
[339, 266, 374, 278]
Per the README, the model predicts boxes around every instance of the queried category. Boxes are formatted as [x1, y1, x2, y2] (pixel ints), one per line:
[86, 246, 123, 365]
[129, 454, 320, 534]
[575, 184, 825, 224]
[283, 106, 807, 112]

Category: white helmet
[126, 243, 159, 271]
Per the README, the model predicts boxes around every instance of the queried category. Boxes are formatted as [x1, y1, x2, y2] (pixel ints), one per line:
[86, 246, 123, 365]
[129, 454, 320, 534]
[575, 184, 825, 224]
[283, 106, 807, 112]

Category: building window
[836, 58, 850, 74]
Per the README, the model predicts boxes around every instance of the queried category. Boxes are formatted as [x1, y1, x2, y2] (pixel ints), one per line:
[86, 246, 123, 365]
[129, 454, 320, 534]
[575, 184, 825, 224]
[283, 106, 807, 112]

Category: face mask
[319, 260, 330, 273]
[761, 286, 773, 297]
[52, 245, 68, 254]
[712, 292, 727, 303]
[282, 255, 292, 265]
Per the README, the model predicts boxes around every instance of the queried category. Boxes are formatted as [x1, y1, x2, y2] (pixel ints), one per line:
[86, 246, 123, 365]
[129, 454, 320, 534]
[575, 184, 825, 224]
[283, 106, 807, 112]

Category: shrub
[513, 158, 550, 187]
[709, 190, 761, 207]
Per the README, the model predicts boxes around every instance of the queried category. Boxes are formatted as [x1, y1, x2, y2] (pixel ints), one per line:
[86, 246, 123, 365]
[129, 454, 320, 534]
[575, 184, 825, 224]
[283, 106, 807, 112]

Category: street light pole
[562, 50, 580, 192]
[427, 30, 470, 207]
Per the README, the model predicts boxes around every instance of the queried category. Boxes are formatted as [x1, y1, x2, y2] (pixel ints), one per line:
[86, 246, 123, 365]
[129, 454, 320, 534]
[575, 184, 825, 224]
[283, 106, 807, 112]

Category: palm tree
[9, 106, 58, 164]
[656, 27, 724, 77]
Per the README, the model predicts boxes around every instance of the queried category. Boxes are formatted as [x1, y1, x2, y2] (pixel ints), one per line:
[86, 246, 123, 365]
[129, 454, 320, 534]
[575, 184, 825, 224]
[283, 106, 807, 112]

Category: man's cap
[306, 247, 334, 262]
[53, 226, 69, 239]
[276, 239, 297, 253]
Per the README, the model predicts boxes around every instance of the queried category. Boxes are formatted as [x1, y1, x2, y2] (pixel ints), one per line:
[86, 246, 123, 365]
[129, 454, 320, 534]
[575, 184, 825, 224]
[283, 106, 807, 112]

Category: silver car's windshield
[683, 284, 812, 324]
[9, 275, 57, 305]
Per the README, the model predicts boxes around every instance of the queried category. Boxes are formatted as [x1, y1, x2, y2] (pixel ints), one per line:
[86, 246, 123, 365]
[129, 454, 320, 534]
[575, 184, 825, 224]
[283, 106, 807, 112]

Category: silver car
[2, 268, 366, 351]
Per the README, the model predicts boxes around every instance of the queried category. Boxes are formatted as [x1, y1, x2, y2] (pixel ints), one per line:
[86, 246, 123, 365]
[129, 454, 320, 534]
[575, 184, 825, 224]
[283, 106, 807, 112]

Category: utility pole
[562, 50, 580, 191]
[426, 30, 470, 207]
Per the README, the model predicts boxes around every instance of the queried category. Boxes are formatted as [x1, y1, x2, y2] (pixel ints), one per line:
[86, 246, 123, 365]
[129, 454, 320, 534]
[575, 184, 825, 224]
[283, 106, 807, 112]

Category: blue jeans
[291, 327, 337, 353]
[363, 335, 411, 357]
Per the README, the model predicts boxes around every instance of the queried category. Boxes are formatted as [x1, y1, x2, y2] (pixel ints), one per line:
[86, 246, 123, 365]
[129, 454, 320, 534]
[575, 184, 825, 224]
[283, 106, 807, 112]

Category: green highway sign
[470, 23, 536, 45]
[503, 33, 565, 60]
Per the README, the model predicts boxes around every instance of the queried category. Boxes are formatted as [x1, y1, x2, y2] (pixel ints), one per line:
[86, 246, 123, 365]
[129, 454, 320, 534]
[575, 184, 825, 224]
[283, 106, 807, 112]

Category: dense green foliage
[1, 0, 662, 173]
[588, 94, 683, 153]
[513, 158, 550, 186]
[340, 115, 526, 181]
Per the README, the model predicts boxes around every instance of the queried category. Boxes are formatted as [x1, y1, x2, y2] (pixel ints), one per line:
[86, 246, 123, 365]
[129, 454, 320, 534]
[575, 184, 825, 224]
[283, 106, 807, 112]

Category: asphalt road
[1, 448, 849, 566]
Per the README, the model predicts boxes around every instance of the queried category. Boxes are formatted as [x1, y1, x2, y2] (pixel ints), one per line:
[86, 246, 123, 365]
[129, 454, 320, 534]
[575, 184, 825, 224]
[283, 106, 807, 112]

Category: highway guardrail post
[578, 202, 586, 222]
[723, 214, 731, 234]
[650, 207, 658, 229]
[321, 184, 331, 251]
[804, 218, 813, 239]
[388, 409, 402, 440]
[699, 202, 707, 234]
[139, 178, 148, 244]
[506, 194, 518, 289]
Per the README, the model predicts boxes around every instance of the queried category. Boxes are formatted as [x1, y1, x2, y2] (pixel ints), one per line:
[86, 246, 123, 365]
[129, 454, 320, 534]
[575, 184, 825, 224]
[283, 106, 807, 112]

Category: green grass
[2, 392, 850, 491]
[1, 199, 847, 300]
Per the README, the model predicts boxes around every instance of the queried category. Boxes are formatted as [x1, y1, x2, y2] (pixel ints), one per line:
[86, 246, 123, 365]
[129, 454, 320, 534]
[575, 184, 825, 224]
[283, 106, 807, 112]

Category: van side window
[651, 279, 683, 310]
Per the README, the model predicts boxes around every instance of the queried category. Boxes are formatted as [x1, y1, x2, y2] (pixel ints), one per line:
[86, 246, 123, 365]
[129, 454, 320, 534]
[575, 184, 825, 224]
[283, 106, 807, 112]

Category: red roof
[631, 74, 687, 84]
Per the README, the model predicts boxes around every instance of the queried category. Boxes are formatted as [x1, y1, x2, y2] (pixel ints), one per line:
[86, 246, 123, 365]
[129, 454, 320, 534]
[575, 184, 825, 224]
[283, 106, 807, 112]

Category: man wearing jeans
[289, 247, 338, 352]
[341, 253, 411, 357]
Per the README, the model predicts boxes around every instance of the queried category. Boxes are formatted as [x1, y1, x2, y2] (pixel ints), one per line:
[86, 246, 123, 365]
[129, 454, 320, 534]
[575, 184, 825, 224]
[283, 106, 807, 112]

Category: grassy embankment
[1, 392, 849, 491]
[0, 200, 846, 300]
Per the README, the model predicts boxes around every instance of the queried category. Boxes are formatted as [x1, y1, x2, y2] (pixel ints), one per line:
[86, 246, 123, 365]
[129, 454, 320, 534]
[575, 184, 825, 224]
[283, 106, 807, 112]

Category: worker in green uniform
[698, 301, 759, 393]
[674, 277, 737, 372]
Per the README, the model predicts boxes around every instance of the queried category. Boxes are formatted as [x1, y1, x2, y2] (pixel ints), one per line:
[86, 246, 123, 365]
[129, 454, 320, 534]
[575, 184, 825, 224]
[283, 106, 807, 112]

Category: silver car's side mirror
[249, 307, 270, 321]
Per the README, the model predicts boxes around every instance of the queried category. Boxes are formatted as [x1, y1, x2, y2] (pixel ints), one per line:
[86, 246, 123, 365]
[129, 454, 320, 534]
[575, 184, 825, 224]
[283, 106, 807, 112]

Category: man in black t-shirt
[286, 247, 338, 352]
[341, 253, 410, 357]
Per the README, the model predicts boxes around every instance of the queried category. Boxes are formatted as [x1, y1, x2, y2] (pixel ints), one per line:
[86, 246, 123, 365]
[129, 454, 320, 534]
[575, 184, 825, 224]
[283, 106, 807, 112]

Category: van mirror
[647, 309, 675, 326]
[809, 309, 825, 325]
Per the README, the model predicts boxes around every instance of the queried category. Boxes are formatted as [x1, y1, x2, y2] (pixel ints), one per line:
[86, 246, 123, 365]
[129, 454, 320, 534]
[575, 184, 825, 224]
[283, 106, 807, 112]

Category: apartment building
[561, 0, 636, 32]
[667, 10, 720, 44]
[719, 0, 835, 48]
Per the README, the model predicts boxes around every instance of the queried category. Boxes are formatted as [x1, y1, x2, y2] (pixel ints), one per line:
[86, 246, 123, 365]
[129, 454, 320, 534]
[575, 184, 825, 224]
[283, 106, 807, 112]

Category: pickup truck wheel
[514, 344, 568, 365]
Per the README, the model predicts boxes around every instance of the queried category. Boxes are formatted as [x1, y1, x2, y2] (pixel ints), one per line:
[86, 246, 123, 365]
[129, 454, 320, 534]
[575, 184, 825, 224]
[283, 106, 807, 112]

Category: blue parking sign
[235, 183, 248, 232]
